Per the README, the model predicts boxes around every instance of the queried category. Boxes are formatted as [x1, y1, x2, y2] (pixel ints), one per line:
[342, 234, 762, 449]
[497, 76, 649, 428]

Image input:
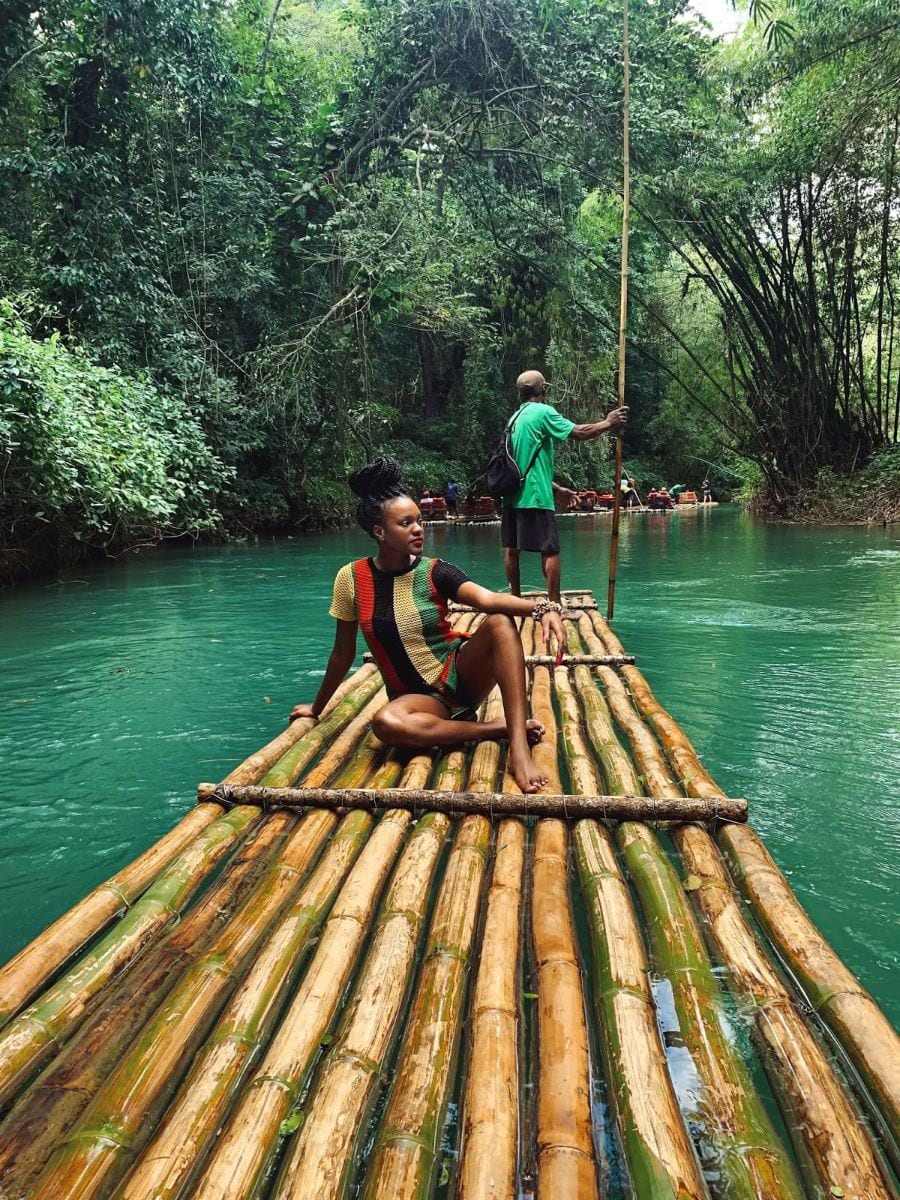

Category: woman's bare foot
[478, 717, 545, 746]
[507, 746, 548, 794]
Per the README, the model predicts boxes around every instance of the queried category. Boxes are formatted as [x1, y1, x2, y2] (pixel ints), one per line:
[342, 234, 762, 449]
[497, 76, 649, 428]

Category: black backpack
[485, 405, 543, 499]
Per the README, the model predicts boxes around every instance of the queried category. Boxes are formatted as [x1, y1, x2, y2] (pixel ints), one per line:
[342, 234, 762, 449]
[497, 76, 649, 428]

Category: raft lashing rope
[0, 594, 897, 1200]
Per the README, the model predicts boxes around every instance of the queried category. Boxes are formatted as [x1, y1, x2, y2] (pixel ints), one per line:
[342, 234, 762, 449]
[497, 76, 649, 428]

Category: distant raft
[0, 591, 897, 1200]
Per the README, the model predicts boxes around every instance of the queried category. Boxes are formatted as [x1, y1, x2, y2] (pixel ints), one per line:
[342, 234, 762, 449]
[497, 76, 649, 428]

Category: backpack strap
[508, 403, 545, 481]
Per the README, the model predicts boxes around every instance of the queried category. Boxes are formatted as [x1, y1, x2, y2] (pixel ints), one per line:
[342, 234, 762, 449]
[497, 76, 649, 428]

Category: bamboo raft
[1, 595, 898, 1200]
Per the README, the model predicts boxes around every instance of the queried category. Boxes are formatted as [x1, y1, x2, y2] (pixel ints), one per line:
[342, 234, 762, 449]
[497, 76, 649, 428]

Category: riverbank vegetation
[1, 0, 897, 580]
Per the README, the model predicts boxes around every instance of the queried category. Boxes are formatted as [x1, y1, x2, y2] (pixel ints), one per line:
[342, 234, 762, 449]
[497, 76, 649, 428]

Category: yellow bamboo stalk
[28, 806, 350, 1200]
[0, 803, 262, 1111]
[718, 824, 900, 1149]
[363, 692, 503, 1198]
[264, 684, 386, 790]
[586, 608, 628, 657]
[189, 753, 444, 1200]
[456, 826, 524, 1199]
[529, 666, 599, 1200]
[675, 822, 892, 1200]
[0, 813, 296, 1198]
[457, 690, 525, 1200]
[619, 661, 900, 1158]
[0, 664, 375, 1030]
[560, 655, 802, 1200]
[270, 752, 466, 1200]
[117, 755, 411, 1200]
[0, 807, 221, 1032]
[224, 662, 378, 786]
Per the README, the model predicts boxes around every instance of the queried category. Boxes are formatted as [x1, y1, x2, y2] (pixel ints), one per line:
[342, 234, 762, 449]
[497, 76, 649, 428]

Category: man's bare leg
[542, 552, 561, 604]
[504, 548, 521, 596]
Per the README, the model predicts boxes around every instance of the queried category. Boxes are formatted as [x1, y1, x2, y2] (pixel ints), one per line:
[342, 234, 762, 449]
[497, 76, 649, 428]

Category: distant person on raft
[290, 458, 567, 793]
[501, 370, 628, 602]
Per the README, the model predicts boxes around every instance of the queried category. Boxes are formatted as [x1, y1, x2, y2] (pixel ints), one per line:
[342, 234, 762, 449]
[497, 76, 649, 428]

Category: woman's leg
[371, 616, 548, 792]
[455, 615, 547, 792]
[372, 694, 541, 751]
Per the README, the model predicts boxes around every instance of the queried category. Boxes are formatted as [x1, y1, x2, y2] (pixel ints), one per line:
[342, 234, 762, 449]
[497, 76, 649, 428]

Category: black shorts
[501, 505, 560, 554]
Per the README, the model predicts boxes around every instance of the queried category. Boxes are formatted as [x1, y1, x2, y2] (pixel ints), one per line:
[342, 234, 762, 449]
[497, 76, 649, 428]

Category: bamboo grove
[0, 596, 897, 1200]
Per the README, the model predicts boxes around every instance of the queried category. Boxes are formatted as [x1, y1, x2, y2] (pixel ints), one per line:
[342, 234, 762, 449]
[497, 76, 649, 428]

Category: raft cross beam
[196, 782, 747, 823]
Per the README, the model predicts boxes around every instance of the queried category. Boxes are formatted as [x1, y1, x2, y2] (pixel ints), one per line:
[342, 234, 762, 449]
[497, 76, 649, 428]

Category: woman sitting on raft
[290, 458, 567, 793]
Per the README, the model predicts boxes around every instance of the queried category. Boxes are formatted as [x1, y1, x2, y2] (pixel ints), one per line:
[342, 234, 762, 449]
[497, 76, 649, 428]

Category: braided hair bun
[348, 457, 410, 534]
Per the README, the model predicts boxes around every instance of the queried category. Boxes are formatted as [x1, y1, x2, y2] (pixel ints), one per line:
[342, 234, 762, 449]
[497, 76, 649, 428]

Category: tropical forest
[1, 0, 898, 579]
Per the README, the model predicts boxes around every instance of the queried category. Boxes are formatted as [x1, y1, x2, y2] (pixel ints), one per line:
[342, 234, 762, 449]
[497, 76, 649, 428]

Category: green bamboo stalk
[675, 822, 893, 1200]
[558, 661, 707, 1199]
[718, 824, 900, 1152]
[0, 805, 222, 1032]
[362, 692, 502, 1199]
[225, 662, 378, 787]
[0, 664, 376, 1031]
[565, 628, 804, 1199]
[618, 658, 900, 1169]
[0, 802, 262, 1112]
[261, 675, 384, 788]
[0, 813, 297, 1199]
[117, 754, 410, 1200]
[268, 752, 466, 1200]
[585, 637, 896, 1198]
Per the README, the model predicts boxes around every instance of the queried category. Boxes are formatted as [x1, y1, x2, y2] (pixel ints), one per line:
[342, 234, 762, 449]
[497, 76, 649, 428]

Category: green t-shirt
[507, 402, 575, 510]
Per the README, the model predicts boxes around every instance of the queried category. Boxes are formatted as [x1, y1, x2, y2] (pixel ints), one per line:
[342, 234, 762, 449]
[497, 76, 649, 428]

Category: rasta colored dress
[329, 555, 472, 705]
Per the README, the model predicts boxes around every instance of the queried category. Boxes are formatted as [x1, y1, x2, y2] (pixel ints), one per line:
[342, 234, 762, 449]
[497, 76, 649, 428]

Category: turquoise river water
[1, 505, 898, 1025]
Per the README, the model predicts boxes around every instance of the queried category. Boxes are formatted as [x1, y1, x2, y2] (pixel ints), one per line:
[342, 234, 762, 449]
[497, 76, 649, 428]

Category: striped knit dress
[329, 556, 471, 703]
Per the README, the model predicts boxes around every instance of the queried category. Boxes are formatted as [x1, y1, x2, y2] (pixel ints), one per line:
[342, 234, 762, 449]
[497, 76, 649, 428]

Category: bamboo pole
[607, 0, 630, 621]
[0, 804, 262, 1113]
[197, 782, 745, 823]
[0, 664, 375, 1029]
[261, 675, 384, 788]
[28, 809, 350, 1200]
[225, 662, 378, 786]
[674, 823, 893, 1200]
[556, 663, 708, 1200]
[586, 644, 896, 1198]
[561, 646, 804, 1200]
[619, 659, 900, 1156]
[117, 755, 411, 1200]
[525, 652, 634, 666]
[362, 692, 503, 1199]
[269, 764, 463, 1200]
[457, 803, 525, 1197]
[0, 813, 297, 1198]
[586, 608, 629, 657]
[457, 681, 527, 1200]
[28, 709, 385, 1200]
[527, 665, 599, 1200]
[718, 825, 900, 1150]
[186, 755, 433, 1200]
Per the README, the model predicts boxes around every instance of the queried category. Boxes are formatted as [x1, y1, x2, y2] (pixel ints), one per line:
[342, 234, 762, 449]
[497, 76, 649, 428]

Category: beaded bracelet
[531, 599, 562, 621]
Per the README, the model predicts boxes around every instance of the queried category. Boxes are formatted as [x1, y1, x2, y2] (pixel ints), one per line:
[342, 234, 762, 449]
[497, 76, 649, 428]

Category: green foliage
[0, 0, 896, 581]
[0, 302, 226, 576]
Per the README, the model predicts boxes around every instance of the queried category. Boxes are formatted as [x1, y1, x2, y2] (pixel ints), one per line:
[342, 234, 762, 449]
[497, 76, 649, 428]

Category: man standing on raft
[291, 458, 567, 793]
[502, 370, 628, 602]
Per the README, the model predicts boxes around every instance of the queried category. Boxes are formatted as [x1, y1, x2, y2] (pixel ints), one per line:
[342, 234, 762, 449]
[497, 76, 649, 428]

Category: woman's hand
[289, 703, 319, 723]
[537, 610, 568, 663]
